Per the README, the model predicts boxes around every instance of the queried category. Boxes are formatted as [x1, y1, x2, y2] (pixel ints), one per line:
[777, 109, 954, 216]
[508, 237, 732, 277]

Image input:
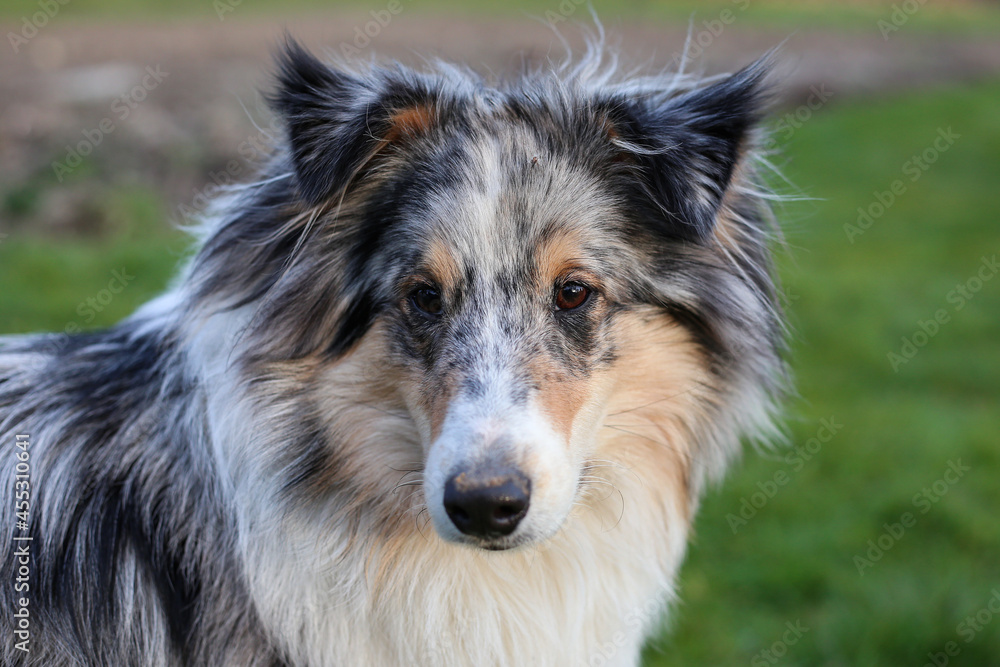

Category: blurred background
[1, 0, 998, 664]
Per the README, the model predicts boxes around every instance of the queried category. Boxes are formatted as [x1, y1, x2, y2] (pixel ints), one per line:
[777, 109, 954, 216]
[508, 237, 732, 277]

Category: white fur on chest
[244, 472, 688, 667]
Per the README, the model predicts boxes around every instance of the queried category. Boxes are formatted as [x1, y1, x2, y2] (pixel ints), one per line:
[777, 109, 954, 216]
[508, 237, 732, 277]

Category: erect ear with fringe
[606, 57, 771, 242]
[270, 40, 437, 206]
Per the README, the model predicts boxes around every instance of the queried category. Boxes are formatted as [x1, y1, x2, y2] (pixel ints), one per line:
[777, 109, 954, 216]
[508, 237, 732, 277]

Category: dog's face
[382, 129, 642, 549]
[205, 43, 783, 552]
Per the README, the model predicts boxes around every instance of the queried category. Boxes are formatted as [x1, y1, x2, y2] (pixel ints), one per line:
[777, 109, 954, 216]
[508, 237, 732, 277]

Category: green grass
[2, 74, 999, 666]
[643, 82, 1000, 665]
[0, 187, 189, 335]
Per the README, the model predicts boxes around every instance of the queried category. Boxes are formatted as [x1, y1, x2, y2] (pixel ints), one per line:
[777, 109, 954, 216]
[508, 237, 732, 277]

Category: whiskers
[407, 506, 434, 543]
[388, 465, 434, 540]
[389, 467, 424, 494]
[576, 459, 630, 532]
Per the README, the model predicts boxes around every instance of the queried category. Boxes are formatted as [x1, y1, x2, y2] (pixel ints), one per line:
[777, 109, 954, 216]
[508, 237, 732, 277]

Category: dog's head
[196, 41, 785, 551]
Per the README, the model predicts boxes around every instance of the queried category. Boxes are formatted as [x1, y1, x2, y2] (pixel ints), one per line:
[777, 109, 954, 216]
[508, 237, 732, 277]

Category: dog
[1, 36, 787, 666]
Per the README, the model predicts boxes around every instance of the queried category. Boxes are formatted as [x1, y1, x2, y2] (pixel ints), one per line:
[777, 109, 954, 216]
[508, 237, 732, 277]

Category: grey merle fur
[1, 38, 785, 665]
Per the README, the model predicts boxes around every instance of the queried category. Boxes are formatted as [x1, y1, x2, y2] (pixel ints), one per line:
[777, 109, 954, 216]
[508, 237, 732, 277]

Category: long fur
[1, 36, 787, 666]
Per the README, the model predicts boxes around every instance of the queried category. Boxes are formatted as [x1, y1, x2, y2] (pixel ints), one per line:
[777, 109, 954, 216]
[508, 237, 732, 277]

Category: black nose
[443, 468, 530, 538]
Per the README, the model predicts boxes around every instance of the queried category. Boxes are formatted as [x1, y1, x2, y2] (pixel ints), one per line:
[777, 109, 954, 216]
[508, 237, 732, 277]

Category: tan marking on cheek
[594, 309, 717, 519]
[296, 323, 422, 502]
[528, 354, 591, 444]
[418, 370, 460, 443]
[525, 231, 611, 446]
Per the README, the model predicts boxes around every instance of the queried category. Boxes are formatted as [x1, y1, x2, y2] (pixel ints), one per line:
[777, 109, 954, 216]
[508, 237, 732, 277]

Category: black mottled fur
[1, 36, 786, 666]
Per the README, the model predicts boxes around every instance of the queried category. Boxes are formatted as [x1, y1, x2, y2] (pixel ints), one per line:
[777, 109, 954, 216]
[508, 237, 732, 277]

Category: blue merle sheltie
[1, 36, 787, 666]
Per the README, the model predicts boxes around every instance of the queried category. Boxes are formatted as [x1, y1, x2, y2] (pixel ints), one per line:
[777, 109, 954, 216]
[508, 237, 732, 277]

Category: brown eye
[555, 282, 591, 311]
[410, 286, 443, 316]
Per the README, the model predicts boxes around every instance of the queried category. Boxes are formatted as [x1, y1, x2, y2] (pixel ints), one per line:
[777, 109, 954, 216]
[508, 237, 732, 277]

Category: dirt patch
[2, 13, 999, 236]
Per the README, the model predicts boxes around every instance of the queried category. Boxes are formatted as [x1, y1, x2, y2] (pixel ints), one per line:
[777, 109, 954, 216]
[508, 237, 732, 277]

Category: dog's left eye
[410, 286, 443, 316]
[555, 282, 591, 311]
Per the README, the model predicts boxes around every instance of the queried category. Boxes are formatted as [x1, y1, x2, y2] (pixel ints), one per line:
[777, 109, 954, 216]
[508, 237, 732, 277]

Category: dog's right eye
[410, 286, 443, 316]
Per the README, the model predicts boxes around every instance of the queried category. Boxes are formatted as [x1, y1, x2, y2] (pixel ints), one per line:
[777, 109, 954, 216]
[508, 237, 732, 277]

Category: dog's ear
[607, 58, 771, 241]
[271, 40, 437, 205]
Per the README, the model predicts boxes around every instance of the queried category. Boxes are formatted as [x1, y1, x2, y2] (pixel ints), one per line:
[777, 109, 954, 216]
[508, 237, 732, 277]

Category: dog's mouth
[467, 531, 535, 551]
[437, 509, 538, 552]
